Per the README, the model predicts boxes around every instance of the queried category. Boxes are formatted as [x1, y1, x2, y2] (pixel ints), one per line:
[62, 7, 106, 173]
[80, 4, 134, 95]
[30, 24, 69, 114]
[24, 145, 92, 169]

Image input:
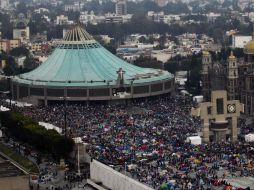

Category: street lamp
[59, 96, 70, 137]
[7, 78, 12, 109]
[0, 75, 13, 109]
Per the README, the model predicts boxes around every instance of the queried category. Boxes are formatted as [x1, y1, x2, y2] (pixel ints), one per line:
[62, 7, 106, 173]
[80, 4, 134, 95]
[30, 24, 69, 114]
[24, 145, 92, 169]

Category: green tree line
[0, 111, 74, 160]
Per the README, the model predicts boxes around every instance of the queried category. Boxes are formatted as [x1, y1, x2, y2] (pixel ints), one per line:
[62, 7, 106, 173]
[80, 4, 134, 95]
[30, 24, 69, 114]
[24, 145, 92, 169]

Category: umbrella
[159, 170, 167, 176]
[160, 182, 168, 190]
[128, 164, 137, 170]
[194, 159, 201, 164]
[140, 145, 148, 150]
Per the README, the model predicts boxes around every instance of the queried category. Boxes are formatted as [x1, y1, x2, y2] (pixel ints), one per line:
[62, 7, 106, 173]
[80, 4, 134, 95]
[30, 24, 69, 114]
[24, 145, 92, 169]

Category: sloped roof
[14, 25, 172, 87]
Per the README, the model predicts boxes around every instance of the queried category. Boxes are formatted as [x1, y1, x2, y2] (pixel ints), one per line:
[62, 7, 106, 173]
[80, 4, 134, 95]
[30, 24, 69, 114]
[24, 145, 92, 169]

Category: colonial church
[201, 33, 254, 115]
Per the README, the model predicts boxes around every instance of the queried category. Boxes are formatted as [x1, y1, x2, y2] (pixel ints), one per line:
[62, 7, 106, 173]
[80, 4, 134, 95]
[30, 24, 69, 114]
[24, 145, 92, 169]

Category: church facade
[201, 34, 254, 116]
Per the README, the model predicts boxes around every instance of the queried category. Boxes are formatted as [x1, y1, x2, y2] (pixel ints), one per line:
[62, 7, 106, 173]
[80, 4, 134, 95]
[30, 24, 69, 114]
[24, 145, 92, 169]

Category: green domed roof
[14, 25, 173, 87]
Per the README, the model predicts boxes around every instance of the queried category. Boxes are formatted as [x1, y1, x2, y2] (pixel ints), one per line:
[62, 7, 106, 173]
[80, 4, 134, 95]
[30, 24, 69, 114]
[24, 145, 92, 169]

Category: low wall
[0, 175, 29, 190]
[90, 160, 154, 190]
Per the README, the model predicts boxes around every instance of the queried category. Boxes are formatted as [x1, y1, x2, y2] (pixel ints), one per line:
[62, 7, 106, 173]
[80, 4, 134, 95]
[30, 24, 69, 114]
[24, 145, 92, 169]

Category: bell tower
[227, 51, 239, 100]
[201, 51, 212, 101]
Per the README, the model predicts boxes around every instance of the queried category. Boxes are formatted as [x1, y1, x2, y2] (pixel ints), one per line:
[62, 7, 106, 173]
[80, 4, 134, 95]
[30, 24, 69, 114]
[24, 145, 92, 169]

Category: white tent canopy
[73, 137, 83, 144]
[180, 90, 190, 96]
[0, 106, 10, 112]
[38, 122, 62, 134]
[5, 99, 32, 107]
[245, 134, 254, 142]
[193, 96, 203, 103]
[186, 136, 202, 145]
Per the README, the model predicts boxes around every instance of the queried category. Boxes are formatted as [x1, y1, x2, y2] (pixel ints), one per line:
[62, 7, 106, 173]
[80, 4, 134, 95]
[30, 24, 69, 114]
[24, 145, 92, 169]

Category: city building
[13, 27, 30, 43]
[30, 32, 47, 43]
[147, 11, 165, 22]
[0, 0, 9, 9]
[232, 35, 252, 48]
[201, 33, 254, 115]
[31, 43, 50, 53]
[147, 11, 181, 25]
[154, 0, 169, 7]
[64, 2, 84, 12]
[100, 35, 113, 44]
[0, 40, 9, 53]
[0, 39, 21, 53]
[34, 8, 49, 14]
[79, 11, 132, 25]
[115, 0, 127, 15]
[31, 43, 42, 52]
[206, 12, 221, 22]
[79, 11, 96, 25]
[12, 25, 175, 105]
[56, 15, 69, 25]
[12, 13, 30, 43]
[0, 60, 6, 70]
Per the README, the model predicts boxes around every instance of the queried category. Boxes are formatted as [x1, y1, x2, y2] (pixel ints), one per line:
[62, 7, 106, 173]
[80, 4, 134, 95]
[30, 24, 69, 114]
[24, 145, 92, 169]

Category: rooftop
[14, 25, 173, 87]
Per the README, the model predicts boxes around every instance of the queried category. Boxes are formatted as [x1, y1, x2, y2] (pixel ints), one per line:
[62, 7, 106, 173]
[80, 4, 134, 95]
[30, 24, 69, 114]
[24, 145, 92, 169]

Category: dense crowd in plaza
[15, 95, 254, 190]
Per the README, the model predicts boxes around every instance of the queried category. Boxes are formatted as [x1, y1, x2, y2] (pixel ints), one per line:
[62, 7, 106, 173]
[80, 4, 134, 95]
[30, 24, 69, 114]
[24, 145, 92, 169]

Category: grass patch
[0, 142, 39, 174]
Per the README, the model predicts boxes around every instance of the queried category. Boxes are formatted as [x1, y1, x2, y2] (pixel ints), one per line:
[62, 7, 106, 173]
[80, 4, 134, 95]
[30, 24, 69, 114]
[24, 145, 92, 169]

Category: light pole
[0, 75, 13, 108]
[77, 142, 81, 176]
[59, 96, 70, 137]
[7, 78, 11, 109]
[73, 136, 82, 188]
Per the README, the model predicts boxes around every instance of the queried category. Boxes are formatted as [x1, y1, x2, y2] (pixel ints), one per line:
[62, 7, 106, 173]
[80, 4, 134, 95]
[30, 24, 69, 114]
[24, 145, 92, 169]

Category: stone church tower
[201, 51, 212, 101]
[227, 51, 239, 100]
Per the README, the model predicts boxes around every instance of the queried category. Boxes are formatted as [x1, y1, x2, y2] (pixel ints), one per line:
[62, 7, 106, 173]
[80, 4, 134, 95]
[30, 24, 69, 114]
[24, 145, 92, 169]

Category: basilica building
[201, 33, 254, 115]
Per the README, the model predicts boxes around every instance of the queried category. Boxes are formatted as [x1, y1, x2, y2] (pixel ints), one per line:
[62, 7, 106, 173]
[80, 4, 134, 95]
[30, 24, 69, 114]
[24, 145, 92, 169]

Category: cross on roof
[117, 68, 125, 80]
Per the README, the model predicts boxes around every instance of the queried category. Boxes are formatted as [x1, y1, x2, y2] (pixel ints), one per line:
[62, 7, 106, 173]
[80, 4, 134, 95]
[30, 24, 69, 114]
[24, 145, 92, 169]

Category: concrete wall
[0, 175, 29, 190]
[90, 160, 154, 190]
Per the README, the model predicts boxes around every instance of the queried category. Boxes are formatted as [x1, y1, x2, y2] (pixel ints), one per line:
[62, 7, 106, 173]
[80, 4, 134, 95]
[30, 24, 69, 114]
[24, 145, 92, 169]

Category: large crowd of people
[16, 95, 254, 190]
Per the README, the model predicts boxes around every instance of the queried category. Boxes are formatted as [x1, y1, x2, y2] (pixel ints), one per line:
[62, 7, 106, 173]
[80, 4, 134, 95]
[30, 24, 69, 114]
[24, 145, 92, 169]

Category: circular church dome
[12, 24, 175, 104]
[244, 33, 254, 54]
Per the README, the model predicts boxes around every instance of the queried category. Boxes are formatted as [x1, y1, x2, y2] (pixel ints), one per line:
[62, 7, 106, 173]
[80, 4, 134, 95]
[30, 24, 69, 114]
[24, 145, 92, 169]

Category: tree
[3, 56, 16, 76]
[0, 111, 74, 160]
[164, 53, 202, 95]
[16, 2, 27, 14]
[94, 36, 117, 54]
[162, 2, 190, 14]
[126, 1, 159, 14]
[0, 13, 13, 39]
[24, 56, 37, 70]
[28, 13, 48, 35]
[138, 36, 147, 43]
[134, 56, 163, 69]
[10, 47, 29, 57]
[164, 61, 179, 74]
[3, 65, 15, 76]
[65, 11, 80, 22]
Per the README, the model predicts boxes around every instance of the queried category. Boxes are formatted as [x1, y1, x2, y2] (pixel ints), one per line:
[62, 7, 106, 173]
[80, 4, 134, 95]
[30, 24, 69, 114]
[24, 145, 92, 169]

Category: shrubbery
[0, 111, 74, 159]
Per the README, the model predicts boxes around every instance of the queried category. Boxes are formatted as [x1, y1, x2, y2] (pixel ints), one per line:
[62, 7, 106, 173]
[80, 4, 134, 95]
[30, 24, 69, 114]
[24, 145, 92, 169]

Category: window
[216, 98, 224, 114]
[209, 118, 215, 124]
[207, 106, 212, 115]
